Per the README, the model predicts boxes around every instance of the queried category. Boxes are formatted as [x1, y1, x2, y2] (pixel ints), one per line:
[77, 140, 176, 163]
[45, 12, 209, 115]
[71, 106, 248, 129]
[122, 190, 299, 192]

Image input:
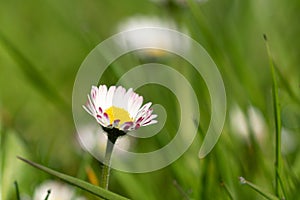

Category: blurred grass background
[1, 0, 300, 199]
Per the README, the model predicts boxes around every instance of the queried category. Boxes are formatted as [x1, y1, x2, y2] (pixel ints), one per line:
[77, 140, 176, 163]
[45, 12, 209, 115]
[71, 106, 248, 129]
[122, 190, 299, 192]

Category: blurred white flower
[281, 127, 297, 155]
[230, 104, 267, 144]
[229, 105, 249, 139]
[247, 106, 267, 142]
[116, 15, 189, 58]
[33, 180, 85, 200]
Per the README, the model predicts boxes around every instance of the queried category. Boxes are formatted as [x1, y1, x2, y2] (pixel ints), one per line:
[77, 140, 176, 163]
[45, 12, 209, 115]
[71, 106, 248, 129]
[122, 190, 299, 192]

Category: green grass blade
[185, 0, 216, 53]
[239, 177, 279, 200]
[274, 64, 300, 105]
[263, 34, 283, 198]
[220, 181, 234, 200]
[173, 180, 190, 200]
[14, 181, 21, 200]
[17, 157, 129, 200]
[0, 32, 70, 114]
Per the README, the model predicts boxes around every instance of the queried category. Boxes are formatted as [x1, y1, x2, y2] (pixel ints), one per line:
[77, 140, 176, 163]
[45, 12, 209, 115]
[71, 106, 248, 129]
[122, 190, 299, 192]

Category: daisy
[83, 85, 157, 142]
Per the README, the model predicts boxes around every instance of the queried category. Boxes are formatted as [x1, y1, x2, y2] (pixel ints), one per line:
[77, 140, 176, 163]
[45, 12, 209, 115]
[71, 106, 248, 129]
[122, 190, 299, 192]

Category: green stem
[14, 181, 21, 200]
[99, 127, 125, 190]
[173, 180, 190, 200]
[44, 190, 51, 200]
[239, 177, 279, 200]
[220, 181, 234, 200]
[263, 34, 282, 197]
[100, 136, 116, 189]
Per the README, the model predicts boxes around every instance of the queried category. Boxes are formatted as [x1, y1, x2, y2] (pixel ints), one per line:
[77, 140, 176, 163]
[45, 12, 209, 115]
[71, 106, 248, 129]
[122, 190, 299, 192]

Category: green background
[1, 0, 300, 199]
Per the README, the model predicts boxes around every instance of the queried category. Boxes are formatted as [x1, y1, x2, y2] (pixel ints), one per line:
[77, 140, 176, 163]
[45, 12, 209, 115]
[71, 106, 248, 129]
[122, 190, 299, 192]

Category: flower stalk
[99, 127, 126, 189]
[100, 137, 115, 189]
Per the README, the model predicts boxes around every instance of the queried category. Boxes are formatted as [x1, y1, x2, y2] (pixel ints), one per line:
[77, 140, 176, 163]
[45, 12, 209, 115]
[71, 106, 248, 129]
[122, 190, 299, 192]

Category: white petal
[98, 85, 107, 109]
[91, 86, 98, 100]
[129, 96, 143, 118]
[141, 102, 152, 111]
[142, 120, 157, 126]
[95, 114, 106, 127]
[135, 107, 152, 121]
[105, 86, 116, 109]
[99, 85, 108, 108]
[82, 105, 93, 116]
[123, 88, 133, 110]
[140, 113, 156, 125]
[88, 94, 97, 110]
[146, 114, 158, 121]
[127, 93, 137, 109]
[113, 86, 126, 108]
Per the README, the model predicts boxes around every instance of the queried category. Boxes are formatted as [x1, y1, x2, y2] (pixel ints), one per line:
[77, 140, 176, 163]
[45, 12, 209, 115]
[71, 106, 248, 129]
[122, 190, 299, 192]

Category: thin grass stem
[263, 34, 283, 198]
[173, 180, 190, 200]
[239, 177, 279, 200]
[220, 181, 234, 200]
[14, 181, 21, 200]
[276, 170, 288, 199]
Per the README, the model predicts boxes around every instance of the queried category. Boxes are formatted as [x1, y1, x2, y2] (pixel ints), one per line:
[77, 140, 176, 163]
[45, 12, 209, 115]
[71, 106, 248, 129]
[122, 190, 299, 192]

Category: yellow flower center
[105, 106, 132, 126]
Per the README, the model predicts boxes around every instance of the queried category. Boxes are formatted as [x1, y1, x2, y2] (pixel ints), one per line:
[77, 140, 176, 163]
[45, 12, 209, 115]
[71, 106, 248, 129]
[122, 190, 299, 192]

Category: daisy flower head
[83, 85, 157, 141]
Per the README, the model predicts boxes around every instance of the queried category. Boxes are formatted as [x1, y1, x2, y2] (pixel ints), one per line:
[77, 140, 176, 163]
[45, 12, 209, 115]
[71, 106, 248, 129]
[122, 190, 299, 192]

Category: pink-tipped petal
[135, 124, 141, 130]
[104, 112, 109, 120]
[120, 121, 134, 131]
[113, 119, 121, 127]
[142, 120, 158, 126]
[91, 86, 98, 100]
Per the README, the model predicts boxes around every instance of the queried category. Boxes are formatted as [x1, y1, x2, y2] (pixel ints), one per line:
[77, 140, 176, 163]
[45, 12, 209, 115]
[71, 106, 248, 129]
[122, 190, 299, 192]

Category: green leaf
[17, 157, 130, 200]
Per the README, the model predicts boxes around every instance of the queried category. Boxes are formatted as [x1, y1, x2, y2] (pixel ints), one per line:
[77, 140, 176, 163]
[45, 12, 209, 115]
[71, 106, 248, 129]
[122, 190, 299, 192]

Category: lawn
[1, 0, 300, 199]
